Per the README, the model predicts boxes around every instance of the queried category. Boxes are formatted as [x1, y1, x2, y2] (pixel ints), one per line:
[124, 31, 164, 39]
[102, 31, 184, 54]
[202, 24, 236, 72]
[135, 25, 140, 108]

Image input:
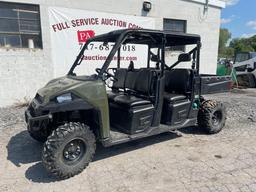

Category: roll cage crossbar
[166, 44, 201, 71]
[68, 29, 201, 77]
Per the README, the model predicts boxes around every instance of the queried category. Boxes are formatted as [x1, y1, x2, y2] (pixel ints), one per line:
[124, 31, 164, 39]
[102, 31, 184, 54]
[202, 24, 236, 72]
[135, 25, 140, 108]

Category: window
[0, 2, 42, 48]
[163, 18, 186, 51]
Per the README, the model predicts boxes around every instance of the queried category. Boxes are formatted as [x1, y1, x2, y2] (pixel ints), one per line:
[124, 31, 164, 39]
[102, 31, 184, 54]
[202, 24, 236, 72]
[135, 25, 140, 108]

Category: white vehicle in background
[233, 52, 256, 88]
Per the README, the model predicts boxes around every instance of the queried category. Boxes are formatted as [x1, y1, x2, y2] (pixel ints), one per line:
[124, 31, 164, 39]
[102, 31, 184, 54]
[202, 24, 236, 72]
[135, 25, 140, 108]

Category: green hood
[37, 75, 98, 103]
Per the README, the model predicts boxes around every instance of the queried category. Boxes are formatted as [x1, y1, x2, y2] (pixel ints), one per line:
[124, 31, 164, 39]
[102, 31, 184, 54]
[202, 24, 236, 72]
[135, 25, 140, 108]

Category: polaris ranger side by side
[25, 29, 231, 179]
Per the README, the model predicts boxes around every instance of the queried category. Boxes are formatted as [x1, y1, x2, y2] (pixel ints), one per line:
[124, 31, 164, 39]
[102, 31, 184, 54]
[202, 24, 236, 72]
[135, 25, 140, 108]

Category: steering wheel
[95, 68, 116, 81]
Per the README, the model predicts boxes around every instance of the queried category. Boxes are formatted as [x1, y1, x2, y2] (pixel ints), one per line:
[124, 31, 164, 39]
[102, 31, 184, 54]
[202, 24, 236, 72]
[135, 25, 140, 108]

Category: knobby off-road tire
[28, 129, 47, 143]
[197, 100, 226, 134]
[42, 122, 96, 179]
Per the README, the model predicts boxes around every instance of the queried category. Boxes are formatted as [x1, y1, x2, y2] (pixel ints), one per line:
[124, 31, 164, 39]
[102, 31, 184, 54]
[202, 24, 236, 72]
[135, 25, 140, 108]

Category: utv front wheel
[198, 100, 226, 134]
[42, 122, 96, 179]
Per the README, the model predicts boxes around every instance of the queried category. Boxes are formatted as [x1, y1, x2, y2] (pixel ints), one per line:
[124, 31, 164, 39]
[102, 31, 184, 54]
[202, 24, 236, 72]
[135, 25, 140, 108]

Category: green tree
[219, 28, 231, 51]
[218, 28, 234, 58]
[218, 28, 256, 58]
[230, 38, 254, 53]
[250, 35, 256, 50]
[224, 47, 234, 58]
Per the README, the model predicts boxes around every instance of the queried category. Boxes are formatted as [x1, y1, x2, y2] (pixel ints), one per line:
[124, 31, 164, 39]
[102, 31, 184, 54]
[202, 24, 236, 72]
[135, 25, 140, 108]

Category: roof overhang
[90, 29, 201, 47]
[187, 0, 226, 8]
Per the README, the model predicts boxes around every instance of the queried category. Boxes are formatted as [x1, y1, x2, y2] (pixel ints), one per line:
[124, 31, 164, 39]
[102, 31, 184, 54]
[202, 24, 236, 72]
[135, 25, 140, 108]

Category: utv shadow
[7, 129, 184, 183]
[179, 126, 209, 135]
[93, 131, 181, 162]
[6, 130, 43, 167]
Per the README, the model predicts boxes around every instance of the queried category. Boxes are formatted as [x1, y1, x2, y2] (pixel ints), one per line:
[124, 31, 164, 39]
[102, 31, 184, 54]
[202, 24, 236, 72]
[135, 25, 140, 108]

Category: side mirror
[178, 53, 191, 62]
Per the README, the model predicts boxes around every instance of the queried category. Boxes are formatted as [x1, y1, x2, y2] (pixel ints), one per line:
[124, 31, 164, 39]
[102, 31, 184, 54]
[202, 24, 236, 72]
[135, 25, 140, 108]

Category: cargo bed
[200, 75, 232, 95]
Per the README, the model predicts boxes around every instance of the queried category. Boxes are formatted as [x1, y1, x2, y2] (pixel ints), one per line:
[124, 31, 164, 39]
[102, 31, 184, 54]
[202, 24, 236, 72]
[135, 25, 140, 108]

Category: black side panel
[104, 118, 198, 147]
[200, 75, 232, 95]
[109, 103, 154, 135]
[161, 99, 191, 125]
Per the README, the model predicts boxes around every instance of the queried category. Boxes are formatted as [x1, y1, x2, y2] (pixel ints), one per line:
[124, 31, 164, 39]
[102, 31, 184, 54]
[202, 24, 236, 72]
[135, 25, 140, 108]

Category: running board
[101, 118, 197, 147]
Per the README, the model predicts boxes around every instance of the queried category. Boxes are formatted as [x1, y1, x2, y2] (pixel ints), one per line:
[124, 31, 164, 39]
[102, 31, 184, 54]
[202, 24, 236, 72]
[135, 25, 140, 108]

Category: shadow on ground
[25, 162, 60, 183]
[6, 130, 42, 167]
[179, 126, 207, 135]
[7, 126, 203, 183]
[93, 132, 179, 162]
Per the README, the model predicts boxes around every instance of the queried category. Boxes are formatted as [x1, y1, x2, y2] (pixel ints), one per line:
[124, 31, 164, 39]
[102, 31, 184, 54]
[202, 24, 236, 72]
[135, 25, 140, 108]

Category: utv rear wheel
[198, 100, 226, 134]
[28, 129, 47, 143]
[42, 122, 96, 179]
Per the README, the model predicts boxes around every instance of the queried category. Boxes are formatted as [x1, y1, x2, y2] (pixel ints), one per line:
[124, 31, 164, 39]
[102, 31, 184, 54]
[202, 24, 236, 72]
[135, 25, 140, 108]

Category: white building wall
[0, 0, 224, 106]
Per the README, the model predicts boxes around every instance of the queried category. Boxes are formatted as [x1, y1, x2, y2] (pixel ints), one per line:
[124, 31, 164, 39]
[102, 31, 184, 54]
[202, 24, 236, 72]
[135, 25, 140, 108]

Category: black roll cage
[68, 29, 201, 78]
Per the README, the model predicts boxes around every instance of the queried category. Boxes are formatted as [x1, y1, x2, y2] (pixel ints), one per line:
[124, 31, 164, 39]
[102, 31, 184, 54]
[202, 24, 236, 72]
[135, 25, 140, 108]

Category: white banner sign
[48, 7, 155, 77]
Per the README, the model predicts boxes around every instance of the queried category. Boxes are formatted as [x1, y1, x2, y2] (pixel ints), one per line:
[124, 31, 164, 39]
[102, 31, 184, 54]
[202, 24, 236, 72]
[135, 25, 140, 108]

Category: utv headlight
[56, 93, 72, 103]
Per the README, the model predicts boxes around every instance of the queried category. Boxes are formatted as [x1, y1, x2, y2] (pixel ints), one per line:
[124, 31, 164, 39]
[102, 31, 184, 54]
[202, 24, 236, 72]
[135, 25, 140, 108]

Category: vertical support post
[117, 47, 121, 68]
[196, 41, 202, 97]
[147, 45, 150, 68]
[192, 50, 196, 70]
[196, 41, 201, 74]
[160, 36, 166, 76]
[156, 47, 160, 69]
[152, 34, 166, 127]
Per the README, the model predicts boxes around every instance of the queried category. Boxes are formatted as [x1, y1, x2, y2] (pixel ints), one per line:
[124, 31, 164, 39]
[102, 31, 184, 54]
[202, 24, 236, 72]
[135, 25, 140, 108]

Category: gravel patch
[0, 107, 25, 130]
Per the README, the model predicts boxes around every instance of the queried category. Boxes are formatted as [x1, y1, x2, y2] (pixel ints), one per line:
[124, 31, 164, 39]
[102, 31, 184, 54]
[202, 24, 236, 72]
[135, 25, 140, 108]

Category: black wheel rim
[212, 111, 222, 127]
[63, 138, 86, 165]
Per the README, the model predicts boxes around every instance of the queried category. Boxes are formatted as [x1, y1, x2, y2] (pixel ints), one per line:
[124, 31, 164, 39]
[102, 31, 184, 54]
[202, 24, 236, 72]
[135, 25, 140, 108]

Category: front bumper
[25, 104, 52, 132]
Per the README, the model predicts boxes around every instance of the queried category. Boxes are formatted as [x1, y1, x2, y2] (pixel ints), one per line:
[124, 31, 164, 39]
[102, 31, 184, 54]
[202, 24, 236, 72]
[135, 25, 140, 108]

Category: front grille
[28, 104, 35, 117]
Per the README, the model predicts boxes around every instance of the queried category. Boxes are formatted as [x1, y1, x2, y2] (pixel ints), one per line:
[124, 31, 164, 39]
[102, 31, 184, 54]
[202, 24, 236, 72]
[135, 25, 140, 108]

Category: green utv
[25, 29, 231, 179]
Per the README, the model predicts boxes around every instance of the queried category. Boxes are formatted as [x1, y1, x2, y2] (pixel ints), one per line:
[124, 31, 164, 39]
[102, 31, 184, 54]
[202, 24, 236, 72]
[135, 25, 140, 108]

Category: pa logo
[77, 30, 95, 43]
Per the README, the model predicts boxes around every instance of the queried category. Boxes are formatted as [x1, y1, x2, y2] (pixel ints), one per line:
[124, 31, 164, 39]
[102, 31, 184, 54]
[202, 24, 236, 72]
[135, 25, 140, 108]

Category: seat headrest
[128, 61, 134, 71]
[112, 68, 127, 89]
[165, 69, 192, 94]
